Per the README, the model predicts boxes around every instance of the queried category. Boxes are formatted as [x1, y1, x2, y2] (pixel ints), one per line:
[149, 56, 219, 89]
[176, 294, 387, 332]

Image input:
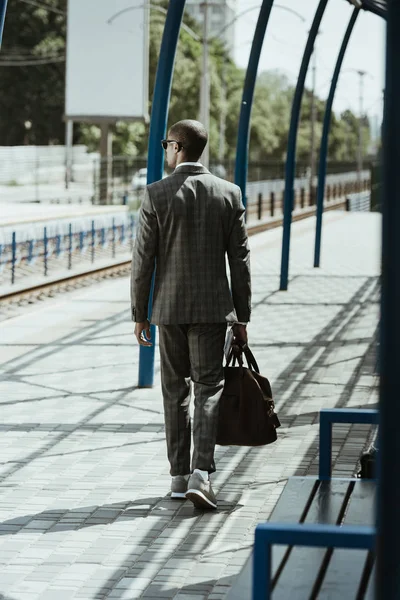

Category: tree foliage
[0, 0, 67, 145]
[0, 1, 371, 163]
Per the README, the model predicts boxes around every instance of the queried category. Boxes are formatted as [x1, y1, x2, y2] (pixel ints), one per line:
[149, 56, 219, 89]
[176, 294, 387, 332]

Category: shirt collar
[175, 161, 203, 169]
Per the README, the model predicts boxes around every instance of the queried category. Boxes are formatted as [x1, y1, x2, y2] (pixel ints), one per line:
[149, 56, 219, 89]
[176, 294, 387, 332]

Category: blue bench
[227, 408, 379, 600]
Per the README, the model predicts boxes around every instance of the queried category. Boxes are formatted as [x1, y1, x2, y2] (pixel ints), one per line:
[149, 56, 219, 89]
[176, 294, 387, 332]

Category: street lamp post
[200, 0, 211, 166]
[309, 31, 322, 206]
[357, 69, 366, 191]
[219, 60, 227, 163]
[310, 45, 317, 204]
[341, 68, 371, 191]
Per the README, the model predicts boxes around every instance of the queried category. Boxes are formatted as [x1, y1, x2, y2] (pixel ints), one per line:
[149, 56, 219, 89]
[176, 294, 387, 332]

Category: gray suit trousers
[158, 323, 227, 476]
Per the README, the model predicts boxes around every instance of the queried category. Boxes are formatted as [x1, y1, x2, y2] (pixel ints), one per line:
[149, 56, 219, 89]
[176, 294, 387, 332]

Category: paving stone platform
[0, 211, 380, 600]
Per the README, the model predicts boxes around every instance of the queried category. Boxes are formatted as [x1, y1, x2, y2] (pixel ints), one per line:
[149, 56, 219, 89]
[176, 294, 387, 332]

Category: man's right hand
[232, 323, 248, 345]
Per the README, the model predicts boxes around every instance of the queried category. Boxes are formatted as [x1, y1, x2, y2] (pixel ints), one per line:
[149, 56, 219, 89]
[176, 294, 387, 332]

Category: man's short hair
[168, 120, 208, 161]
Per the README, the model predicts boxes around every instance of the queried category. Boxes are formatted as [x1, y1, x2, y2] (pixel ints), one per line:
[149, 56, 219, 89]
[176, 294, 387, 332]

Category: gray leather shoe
[185, 472, 217, 509]
[171, 476, 188, 499]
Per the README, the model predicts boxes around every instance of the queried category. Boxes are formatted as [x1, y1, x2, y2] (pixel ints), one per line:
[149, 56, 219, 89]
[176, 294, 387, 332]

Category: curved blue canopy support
[279, 0, 329, 291]
[138, 0, 187, 387]
[377, 1, 400, 597]
[0, 0, 8, 47]
[314, 7, 360, 268]
[361, 0, 387, 19]
[234, 0, 275, 207]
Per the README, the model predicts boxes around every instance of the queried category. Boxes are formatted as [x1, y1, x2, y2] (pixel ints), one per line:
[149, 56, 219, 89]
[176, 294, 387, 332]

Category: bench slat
[225, 477, 316, 600]
[272, 479, 352, 599]
[269, 477, 318, 578]
[317, 481, 376, 599]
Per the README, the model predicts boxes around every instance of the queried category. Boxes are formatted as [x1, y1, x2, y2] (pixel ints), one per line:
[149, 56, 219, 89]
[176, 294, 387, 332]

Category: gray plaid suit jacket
[130, 165, 251, 325]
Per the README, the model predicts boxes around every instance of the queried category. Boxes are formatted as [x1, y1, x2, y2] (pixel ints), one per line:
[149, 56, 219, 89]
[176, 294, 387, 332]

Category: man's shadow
[0, 495, 244, 536]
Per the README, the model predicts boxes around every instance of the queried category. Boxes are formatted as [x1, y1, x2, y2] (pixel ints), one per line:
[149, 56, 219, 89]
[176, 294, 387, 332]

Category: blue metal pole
[377, 1, 400, 597]
[68, 223, 72, 269]
[91, 220, 95, 263]
[138, 0, 187, 388]
[253, 525, 271, 599]
[234, 0, 275, 209]
[314, 8, 359, 268]
[279, 0, 329, 291]
[319, 414, 332, 480]
[130, 214, 134, 251]
[0, 0, 8, 48]
[11, 231, 16, 284]
[43, 227, 48, 276]
[79, 230, 85, 253]
[112, 218, 116, 258]
[56, 234, 61, 258]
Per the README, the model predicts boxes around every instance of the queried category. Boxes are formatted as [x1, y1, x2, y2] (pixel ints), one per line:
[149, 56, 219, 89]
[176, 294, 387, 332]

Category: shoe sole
[171, 492, 186, 499]
[185, 489, 217, 509]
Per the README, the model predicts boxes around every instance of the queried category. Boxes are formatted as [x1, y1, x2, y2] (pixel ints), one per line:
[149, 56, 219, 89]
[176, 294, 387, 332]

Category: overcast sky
[233, 0, 386, 122]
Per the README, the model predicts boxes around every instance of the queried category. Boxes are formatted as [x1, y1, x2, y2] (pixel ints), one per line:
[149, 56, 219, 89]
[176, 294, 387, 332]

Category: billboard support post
[99, 123, 112, 205]
[65, 119, 73, 190]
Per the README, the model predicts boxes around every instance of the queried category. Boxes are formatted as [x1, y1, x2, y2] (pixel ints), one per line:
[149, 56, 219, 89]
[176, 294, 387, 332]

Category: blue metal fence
[0, 214, 135, 289]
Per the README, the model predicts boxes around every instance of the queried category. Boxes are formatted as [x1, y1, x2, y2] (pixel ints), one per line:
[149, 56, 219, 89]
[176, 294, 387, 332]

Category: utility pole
[198, 4, 305, 171]
[357, 70, 366, 191]
[309, 46, 317, 205]
[309, 32, 321, 206]
[199, 0, 210, 167]
[219, 59, 227, 164]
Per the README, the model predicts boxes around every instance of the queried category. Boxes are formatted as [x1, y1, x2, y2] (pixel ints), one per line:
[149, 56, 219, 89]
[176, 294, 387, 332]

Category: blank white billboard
[65, 0, 149, 122]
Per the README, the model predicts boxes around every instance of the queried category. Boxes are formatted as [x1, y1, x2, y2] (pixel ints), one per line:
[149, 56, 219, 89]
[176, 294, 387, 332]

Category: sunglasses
[161, 139, 183, 151]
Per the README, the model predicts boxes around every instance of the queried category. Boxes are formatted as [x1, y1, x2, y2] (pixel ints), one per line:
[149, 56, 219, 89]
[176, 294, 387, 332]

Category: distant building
[185, 0, 236, 58]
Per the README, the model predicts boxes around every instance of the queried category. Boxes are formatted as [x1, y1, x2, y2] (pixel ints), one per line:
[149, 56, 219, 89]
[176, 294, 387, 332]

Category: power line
[0, 56, 65, 65]
[19, 0, 65, 15]
[0, 51, 64, 59]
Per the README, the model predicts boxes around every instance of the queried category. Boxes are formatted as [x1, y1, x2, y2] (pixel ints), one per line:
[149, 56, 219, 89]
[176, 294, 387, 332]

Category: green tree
[0, 1, 372, 166]
[0, 0, 67, 145]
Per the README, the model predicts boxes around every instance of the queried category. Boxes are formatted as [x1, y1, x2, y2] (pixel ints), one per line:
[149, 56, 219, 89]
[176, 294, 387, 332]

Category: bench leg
[319, 409, 379, 480]
[252, 523, 375, 600]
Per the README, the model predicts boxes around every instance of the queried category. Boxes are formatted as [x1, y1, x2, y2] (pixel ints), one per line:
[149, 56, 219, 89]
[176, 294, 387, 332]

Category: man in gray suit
[131, 120, 251, 509]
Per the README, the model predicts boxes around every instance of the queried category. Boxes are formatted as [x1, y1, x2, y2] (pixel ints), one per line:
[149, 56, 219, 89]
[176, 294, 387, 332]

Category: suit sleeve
[130, 188, 158, 322]
[227, 190, 251, 322]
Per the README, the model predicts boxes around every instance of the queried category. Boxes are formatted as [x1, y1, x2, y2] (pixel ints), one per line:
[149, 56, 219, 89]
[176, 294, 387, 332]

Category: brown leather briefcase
[216, 343, 280, 446]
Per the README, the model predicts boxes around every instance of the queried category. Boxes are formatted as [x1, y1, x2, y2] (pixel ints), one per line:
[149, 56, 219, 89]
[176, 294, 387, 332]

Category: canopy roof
[359, 0, 387, 19]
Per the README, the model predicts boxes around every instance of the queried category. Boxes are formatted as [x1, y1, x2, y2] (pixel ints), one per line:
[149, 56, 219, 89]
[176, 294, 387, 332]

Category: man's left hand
[134, 320, 152, 346]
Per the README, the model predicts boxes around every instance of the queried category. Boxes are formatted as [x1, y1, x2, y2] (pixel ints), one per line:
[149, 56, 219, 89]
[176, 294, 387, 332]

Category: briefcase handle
[227, 343, 260, 373]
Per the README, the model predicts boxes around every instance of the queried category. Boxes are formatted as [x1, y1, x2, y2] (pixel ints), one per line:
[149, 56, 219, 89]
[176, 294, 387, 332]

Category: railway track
[0, 261, 131, 320]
